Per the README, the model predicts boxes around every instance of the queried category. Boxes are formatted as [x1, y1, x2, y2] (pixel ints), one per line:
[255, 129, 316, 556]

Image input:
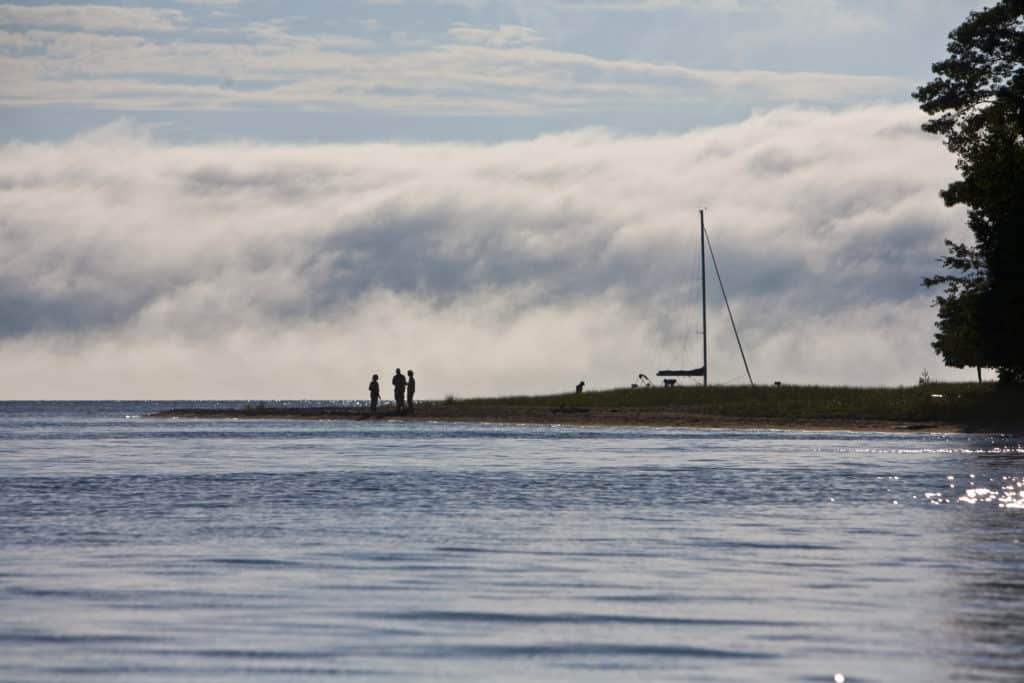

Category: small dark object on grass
[576, 381, 585, 394]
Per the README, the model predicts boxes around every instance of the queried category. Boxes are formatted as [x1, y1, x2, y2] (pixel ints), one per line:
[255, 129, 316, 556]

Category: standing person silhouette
[392, 368, 406, 413]
[406, 370, 416, 414]
[368, 374, 380, 414]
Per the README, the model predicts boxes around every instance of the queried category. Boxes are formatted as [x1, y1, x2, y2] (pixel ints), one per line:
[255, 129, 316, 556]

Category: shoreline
[150, 403, 973, 434]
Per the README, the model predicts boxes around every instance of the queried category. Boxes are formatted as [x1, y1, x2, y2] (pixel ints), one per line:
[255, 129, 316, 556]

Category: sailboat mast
[700, 209, 708, 387]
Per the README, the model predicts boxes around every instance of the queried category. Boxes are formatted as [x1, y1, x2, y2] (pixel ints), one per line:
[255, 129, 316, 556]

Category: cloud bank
[0, 105, 977, 398]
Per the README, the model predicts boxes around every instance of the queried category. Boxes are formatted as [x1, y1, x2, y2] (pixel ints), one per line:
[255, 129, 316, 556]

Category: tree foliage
[913, 0, 1024, 383]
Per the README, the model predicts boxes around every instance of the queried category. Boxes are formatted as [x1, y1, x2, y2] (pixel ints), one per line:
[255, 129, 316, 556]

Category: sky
[0, 0, 994, 398]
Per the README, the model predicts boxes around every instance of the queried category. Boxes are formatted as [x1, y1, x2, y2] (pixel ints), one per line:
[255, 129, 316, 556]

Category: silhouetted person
[576, 381, 585, 394]
[392, 368, 406, 412]
[406, 369, 416, 414]
[368, 374, 380, 414]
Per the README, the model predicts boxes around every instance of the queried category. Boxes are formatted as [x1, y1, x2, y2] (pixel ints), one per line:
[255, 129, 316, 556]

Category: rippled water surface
[2, 401, 1023, 682]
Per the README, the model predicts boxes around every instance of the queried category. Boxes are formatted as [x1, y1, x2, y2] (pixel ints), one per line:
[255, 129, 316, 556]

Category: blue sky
[1, 1, 988, 142]
[0, 2, 995, 397]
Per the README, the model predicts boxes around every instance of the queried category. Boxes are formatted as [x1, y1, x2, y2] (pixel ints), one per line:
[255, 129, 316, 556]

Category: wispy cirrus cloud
[447, 23, 543, 47]
[0, 21, 906, 113]
[2, 0, 970, 143]
[0, 4, 187, 32]
[0, 106, 977, 398]
[174, 0, 244, 6]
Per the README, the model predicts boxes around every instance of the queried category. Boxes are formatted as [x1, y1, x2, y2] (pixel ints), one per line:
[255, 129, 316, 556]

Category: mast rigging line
[703, 224, 755, 387]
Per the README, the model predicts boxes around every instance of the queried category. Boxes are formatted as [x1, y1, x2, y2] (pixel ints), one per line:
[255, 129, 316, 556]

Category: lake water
[1, 401, 1023, 682]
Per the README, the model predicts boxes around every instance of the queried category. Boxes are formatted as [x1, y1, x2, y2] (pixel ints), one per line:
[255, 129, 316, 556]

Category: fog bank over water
[0, 105, 981, 399]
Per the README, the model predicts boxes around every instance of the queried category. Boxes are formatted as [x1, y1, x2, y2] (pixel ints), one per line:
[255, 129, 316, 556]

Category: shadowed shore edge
[148, 404, 981, 434]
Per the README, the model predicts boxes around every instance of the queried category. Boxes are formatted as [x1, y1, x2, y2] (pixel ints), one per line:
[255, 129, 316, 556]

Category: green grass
[457, 382, 1024, 426]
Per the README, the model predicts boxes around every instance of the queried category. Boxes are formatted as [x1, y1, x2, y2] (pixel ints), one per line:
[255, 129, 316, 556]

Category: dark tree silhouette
[914, 0, 1024, 383]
